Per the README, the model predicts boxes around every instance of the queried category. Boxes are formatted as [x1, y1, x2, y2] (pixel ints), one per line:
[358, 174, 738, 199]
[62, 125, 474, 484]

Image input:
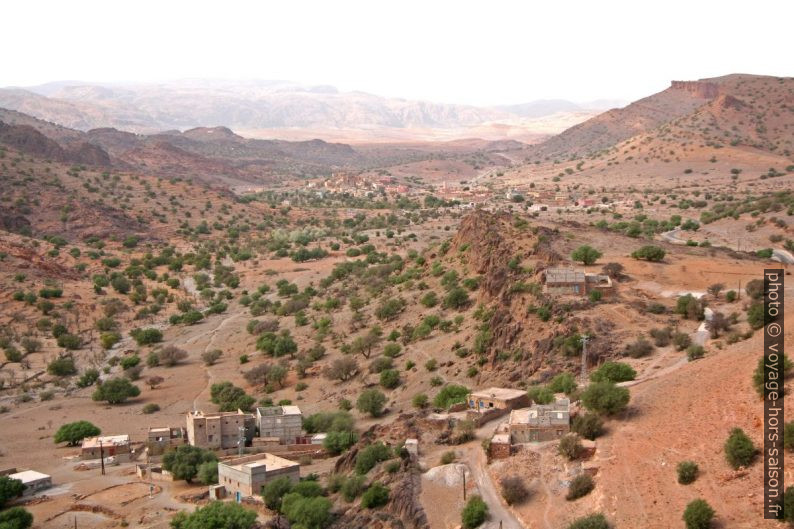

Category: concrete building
[80, 435, 131, 461]
[255, 406, 303, 444]
[467, 387, 529, 412]
[8, 470, 52, 496]
[544, 268, 612, 297]
[217, 453, 300, 498]
[508, 399, 570, 443]
[186, 410, 255, 450]
[489, 433, 512, 459]
[147, 427, 187, 456]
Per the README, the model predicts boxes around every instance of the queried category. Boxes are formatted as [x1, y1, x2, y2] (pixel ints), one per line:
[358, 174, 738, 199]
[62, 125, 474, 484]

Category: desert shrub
[625, 337, 654, 358]
[379, 369, 400, 389]
[631, 245, 666, 261]
[130, 327, 162, 345]
[590, 361, 635, 383]
[323, 431, 358, 455]
[4, 347, 22, 363]
[752, 354, 793, 398]
[527, 385, 555, 404]
[433, 384, 469, 409]
[675, 294, 705, 320]
[566, 474, 594, 500]
[581, 381, 630, 415]
[461, 496, 488, 529]
[339, 475, 367, 501]
[76, 368, 100, 388]
[0, 506, 32, 529]
[100, 331, 121, 349]
[361, 482, 389, 509]
[500, 476, 530, 505]
[201, 349, 222, 365]
[566, 514, 609, 529]
[682, 499, 714, 529]
[440, 451, 456, 464]
[559, 433, 583, 460]
[687, 345, 705, 360]
[158, 345, 188, 366]
[357, 389, 387, 417]
[724, 427, 756, 469]
[672, 331, 692, 351]
[412, 393, 429, 409]
[677, 460, 698, 484]
[57, 333, 82, 350]
[48, 356, 77, 377]
[649, 327, 672, 347]
[548, 372, 577, 395]
[303, 411, 355, 433]
[571, 412, 604, 440]
[143, 403, 160, 414]
[355, 442, 391, 474]
[92, 377, 140, 404]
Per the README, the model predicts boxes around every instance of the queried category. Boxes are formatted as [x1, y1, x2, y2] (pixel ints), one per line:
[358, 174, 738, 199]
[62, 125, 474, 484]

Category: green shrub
[566, 514, 609, 529]
[724, 427, 756, 469]
[581, 381, 630, 415]
[559, 433, 583, 460]
[48, 357, 77, 377]
[355, 442, 391, 474]
[461, 496, 488, 529]
[361, 482, 390, 509]
[677, 460, 698, 484]
[357, 389, 387, 417]
[566, 474, 594, 500]
[590, 361, 635, 383]
[686, 345, 705, 360]
[682, 499, 714, 529]
[142, 403, 160, 414]
[433, 384, 469, 409]
[571, 412, 604, 440]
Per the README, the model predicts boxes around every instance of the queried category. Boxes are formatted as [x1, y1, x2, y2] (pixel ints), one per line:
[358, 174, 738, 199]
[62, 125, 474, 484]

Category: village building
[543, 268, 612, 297]
[80, 435, 131, 461]
[186, 410, 255, 450]
[8, 470, 52, 496]
[467, 387, 529, 412]
[147, 426, 187, 456]
[508, 399, 571, 443]
[255, 405, 303, 444]
[216, 453, 300, 499]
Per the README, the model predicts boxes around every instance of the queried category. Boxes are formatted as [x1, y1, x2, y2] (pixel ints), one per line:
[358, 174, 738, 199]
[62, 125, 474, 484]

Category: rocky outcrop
[670, 80, 719, 99]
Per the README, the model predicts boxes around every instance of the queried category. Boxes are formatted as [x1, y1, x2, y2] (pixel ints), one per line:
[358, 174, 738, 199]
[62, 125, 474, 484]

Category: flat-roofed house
[217, 453, 300, 498]
[508, 399, 570, 443]
[186, 410, 255, 450]
[544, 268, 612, 297]
[255, 405, 303, 444]
[467, 387, 529, 412]
[80, 435, 131, 461]
[147, 427, 187, 455]
[9, 470, 52, 495]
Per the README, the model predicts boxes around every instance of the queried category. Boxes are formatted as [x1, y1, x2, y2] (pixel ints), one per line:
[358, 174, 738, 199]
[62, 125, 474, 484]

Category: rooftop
[188, 410, 253, 419]
[256, 405, 302, 417]
[510, 399, 571, 428]
[469, 387, 526, 401]
[545, 268, 585, 284]
[220, 453, 299, 473]
[81, 435, 130, 448]
[9, 470, 50, 484]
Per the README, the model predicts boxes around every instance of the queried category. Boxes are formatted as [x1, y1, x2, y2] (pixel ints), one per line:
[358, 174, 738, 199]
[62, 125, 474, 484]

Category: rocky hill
[526, 74, 794, 161]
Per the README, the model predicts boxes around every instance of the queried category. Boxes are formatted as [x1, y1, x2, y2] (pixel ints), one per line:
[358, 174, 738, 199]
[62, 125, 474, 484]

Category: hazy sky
[2, 0, 791, 106]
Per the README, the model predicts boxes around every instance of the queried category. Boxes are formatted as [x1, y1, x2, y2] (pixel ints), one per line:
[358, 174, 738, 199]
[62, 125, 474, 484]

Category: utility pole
[580, 334, 590, 385]
[462, 468, 467, 501]
[99, 440, 105, 476]
[738, 279, 742, 301]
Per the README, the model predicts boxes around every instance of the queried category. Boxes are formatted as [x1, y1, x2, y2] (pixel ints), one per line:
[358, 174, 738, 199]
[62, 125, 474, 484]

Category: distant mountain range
[0, 79, 621, 134]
